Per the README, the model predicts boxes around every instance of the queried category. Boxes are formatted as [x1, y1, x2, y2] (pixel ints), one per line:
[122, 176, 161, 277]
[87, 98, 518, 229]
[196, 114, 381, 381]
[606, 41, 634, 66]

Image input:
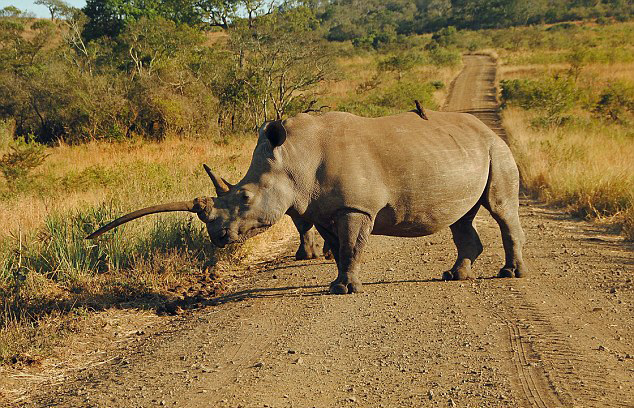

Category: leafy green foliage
[0, 1, 630, 143]
[0, 136, 48, 192]
[320, 0, 633, 40]
[378, 53, 422, 81]
[34, 0, 74, 21]
[217, 6, 333, 128]
[0, 6, 27, 18]
[82, 0, 202, 40]
[566, 47, 589, 81]
[593, 81, 634, 123]
[339, 80, 437, 118]
[0, 12, 220, 143]
[501, 77, 577, 126]
[430, 26, 458, 48]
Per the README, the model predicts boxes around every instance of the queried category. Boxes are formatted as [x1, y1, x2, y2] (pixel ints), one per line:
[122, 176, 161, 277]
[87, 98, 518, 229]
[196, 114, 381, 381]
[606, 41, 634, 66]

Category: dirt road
[22, 55, 634, 408]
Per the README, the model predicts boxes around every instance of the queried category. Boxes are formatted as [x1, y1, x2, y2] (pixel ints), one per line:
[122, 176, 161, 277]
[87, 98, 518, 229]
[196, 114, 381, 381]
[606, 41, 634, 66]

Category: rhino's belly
[372, 207, 457, 237]
[371, 219, 439, 237]
[370, 187, 483, 237]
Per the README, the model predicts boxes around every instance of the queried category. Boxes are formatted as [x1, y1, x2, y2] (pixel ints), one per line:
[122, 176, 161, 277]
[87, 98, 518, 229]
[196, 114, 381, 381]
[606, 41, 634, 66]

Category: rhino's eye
[241, 191, 253, 204]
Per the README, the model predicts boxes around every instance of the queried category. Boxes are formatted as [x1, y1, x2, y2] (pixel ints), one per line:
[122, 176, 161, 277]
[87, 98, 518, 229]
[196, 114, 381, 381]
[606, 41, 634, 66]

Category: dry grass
[320, 52, 461, 110]
[495, 21, 634, 240]
[504, 107, 634, 237]
[0, 136, 254, 235]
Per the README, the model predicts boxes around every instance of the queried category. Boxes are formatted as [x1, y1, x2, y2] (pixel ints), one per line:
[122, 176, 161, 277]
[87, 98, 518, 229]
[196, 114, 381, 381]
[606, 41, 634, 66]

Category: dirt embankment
[4, 55, 634, 408]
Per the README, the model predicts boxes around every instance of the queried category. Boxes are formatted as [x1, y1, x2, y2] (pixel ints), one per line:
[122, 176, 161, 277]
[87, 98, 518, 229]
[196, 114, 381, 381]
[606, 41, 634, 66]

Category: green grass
[1, 202, 212, 287]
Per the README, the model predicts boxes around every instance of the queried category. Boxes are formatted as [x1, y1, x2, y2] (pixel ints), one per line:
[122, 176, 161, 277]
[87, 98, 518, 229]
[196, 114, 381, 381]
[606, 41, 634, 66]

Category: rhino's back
[286, 111, 496, 235]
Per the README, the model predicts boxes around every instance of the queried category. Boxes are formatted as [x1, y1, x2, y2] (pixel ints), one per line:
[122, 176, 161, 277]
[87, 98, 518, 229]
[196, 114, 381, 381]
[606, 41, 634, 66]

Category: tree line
[0, 1, 335, 144]
[0, 0, 632, 144]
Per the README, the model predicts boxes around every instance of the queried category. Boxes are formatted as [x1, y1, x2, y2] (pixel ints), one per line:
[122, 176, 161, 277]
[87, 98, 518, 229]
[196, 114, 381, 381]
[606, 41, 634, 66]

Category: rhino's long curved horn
[86, 200, 197, 239]
[203, 164, 232, 195]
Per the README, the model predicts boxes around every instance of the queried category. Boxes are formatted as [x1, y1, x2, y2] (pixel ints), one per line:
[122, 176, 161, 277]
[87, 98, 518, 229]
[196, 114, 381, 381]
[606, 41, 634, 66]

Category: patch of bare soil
[4, 55, 633, 408]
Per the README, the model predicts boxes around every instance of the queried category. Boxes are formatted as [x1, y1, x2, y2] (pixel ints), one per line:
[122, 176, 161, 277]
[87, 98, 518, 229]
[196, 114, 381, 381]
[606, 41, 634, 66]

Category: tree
[82, 0, 128, 39]
[378, 53, 422, 81]
[222, 6, 333, 128]
[243, 0, 278, 28]
[60, 10, 96, 75]
[82, 0, 201, 40]
[34, 0, 73, 21]
[430, 25, 457, 47]
[566, 47, 588, 82]
[195, 0, 239, 29]
[0, 6, 25, 18]
[120, 16, 203, 78]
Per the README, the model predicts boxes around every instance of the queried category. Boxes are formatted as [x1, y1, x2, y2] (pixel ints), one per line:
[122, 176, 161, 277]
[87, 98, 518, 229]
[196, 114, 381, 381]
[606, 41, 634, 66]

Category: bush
[378, 53, 423, 81]
[501, 77, 577, 126]
[0, 136, 48, 192]
[339, 80, 437, 117]
[593, 81, 634, 123]
[431, 26, 458, 48]
[428, 47, 461, 67]
[430, 80, 445, 90]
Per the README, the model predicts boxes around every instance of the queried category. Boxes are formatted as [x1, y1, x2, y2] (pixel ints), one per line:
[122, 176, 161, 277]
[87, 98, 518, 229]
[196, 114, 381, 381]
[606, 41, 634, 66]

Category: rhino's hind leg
[487, 205, 527, 278]
[318, 211, 372, 295]
[444, 204, 482, 281]
[322, 240, 333, 260]
[483, 140, 528, 278]
[292, 217, 322, 260]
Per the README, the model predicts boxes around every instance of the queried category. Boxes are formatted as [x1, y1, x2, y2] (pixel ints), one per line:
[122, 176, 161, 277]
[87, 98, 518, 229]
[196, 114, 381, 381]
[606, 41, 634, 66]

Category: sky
[1, 0, 87, 17]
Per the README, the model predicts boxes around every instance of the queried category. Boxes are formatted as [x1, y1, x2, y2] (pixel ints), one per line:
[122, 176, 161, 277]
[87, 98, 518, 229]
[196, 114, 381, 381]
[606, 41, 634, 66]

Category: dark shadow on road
[203, 276, 456, 307]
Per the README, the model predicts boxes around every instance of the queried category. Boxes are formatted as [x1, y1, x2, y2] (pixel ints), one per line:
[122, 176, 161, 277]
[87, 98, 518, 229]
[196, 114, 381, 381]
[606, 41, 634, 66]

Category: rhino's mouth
[211, 225, 272, 248]
[210, 228, 230, 248]
[236, 225, 272, 242]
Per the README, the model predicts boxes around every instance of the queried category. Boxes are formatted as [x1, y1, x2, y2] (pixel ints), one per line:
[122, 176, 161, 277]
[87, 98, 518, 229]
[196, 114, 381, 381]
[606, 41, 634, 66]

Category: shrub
[372, 81, 436, 110]
[431, 26, 458, 48]
[501, 77, 577, 126]
[378, 53, 423, 81]
[430, 80, 445, 90]
[0, 119, 13, 150]
[566, 47, 589, 81]
[593, 81, 634, 123]
[0, 136, 48, 192]
[428, 47, 461, 67]
[340, 80, 437, 117]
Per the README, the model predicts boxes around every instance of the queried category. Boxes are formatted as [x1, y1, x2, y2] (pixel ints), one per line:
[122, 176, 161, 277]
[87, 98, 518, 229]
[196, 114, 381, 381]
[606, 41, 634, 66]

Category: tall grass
[0, 134, 254, 364]
[494, 21, 634, 239]
[1, 204, 212, 285]
[504, 108, 634, 238]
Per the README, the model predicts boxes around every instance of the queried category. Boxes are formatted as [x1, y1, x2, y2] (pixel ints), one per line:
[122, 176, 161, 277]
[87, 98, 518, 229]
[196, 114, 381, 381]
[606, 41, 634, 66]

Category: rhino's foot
[323, 249, 334, 260]
[329, 279, 363, 295]
[295, 247, 320, 261]
[442, 266, 476, 281]
[498, 266, 527, 278]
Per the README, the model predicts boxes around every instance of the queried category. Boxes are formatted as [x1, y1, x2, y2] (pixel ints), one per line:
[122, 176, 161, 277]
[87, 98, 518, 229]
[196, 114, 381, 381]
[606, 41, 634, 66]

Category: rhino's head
[86, 121, 293, 247]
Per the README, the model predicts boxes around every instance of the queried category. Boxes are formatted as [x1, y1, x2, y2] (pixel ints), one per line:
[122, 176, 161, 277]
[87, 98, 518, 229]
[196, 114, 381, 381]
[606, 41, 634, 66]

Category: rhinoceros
[88, 109, 527, 294]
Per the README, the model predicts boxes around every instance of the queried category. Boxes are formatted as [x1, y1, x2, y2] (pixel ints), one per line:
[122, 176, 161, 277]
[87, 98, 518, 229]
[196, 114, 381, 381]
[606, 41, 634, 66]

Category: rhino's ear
[263, 120, 287, 148]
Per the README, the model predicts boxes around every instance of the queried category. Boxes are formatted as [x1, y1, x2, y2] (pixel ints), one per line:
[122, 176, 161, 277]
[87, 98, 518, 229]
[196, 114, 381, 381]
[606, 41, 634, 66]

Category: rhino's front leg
[291, 217, 321, 260]
[328, 211, 373, 295]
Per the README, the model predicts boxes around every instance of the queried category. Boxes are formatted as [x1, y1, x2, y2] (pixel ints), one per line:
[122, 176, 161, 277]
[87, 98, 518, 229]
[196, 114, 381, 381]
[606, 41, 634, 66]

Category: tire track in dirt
[495, 313, 555, 408]
[445, 54, 564, 408]
[447, 54, 634, 408]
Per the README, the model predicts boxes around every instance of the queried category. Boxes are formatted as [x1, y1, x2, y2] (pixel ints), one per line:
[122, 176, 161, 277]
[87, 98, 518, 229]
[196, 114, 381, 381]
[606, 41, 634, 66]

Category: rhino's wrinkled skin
[202, 110, 527, 294]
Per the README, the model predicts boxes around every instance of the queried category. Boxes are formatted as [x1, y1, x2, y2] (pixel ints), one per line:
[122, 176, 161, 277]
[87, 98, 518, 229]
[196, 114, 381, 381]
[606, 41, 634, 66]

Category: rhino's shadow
[203, 277, 441, 307]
